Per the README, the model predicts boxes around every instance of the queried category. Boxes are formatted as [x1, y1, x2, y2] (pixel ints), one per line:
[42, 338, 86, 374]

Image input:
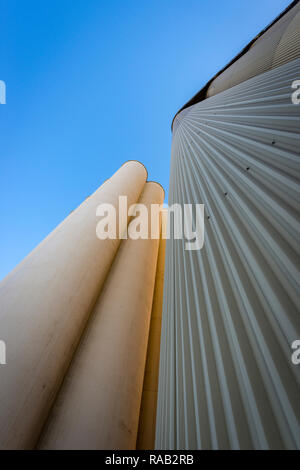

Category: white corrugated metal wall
[206, 2, 300, 98]
[156, 57, 300, 449]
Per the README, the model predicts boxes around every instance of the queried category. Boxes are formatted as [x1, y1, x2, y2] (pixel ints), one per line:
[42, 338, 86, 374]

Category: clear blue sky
[0, 0, 292, 280]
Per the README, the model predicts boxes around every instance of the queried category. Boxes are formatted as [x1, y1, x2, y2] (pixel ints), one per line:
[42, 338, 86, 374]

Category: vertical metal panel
[173, 108, 192, 134]
[156, 59, 300, 449]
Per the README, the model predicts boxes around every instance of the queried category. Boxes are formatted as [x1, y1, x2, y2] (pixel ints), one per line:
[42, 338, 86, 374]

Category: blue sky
[0, 0, 292, 279]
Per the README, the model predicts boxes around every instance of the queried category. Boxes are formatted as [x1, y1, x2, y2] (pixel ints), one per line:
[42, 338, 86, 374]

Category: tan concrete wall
[0, 161, 147, 449]
[136, 234, 166, 449]
[38, 182, 164, 450]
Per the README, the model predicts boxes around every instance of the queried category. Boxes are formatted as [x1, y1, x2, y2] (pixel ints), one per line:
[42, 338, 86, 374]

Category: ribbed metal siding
[173, 108, 193, 134]
[156, 58, 300, 449]
[272, 9, 300, 69]
[206, 2, 300, 98]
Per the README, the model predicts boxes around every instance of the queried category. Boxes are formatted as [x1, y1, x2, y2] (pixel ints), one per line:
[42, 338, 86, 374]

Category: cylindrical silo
[38, 181, 164, 450]
[0, 161, 147, 449]
[136, 231, 167, 449]
[157, 58, 300, 449]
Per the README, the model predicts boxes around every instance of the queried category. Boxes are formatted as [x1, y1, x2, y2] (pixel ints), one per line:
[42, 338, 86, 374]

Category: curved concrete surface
[0, 161, 147, 449]
[38, 182, 164, 450]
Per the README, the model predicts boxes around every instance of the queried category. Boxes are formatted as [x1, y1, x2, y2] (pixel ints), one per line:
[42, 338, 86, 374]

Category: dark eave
[171, 0, 299, 131]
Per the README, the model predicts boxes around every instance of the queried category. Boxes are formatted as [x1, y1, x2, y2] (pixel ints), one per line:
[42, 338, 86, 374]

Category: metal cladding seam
[156, 58, 300, 449]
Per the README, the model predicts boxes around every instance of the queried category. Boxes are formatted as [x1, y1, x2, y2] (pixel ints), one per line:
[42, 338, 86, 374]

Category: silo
[0, 161, 147, 449]
[157, 2, 300, 450]
[38, 182, 164, 449]
[137, 224, 167, 449]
